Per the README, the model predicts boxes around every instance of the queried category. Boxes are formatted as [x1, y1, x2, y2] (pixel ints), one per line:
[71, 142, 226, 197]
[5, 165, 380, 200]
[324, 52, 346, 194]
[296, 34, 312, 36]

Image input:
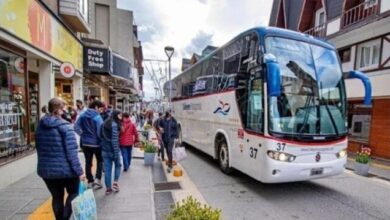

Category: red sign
[60, 62, 75, 78]
[238, 129, 244, 139]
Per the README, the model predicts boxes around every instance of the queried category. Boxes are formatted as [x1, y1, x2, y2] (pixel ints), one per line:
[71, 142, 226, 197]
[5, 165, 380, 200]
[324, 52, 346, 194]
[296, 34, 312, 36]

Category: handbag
[72, 182, 97, 220]
[173, 143, 187, 162]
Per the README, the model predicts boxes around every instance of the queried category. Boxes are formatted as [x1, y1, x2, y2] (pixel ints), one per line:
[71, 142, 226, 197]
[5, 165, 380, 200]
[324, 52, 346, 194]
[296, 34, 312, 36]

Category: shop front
[0, 0, 83, 163]
[83, 45, 135, 110]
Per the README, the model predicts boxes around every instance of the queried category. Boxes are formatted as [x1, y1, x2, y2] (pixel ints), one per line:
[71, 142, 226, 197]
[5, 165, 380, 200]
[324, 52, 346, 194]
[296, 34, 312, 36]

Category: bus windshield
[265, 37, 347, 139]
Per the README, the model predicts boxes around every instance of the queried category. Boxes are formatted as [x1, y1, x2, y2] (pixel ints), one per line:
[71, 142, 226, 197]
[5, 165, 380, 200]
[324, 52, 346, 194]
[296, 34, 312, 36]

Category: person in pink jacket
[119, 112, 139, 171]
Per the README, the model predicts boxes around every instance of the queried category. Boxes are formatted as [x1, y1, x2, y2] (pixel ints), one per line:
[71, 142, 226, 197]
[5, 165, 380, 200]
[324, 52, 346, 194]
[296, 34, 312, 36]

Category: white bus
[169, 27, 372, 183]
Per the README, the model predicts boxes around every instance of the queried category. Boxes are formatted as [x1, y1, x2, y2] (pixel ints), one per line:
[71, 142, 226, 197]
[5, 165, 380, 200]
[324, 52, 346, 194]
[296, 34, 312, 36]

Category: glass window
[357, 39, 380, 69]
[0, 49, 28, 154]
[265, 37, 347, 138]
[246, 77, 263, 133]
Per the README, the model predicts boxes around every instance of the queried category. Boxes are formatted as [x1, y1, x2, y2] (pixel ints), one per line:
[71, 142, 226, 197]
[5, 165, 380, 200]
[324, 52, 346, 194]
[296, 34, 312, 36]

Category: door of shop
[29, 72, 39, 143]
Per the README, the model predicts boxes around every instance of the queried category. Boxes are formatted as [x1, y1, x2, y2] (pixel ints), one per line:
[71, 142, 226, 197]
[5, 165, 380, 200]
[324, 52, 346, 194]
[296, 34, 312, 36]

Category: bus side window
[246, 77, 264, 133]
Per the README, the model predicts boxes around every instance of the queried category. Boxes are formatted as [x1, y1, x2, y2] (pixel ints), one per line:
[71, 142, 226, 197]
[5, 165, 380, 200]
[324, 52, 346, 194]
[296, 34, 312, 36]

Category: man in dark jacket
[75, 100, 105, 188]
[36, 98, 84, 220]
[159, 110, 178, 173]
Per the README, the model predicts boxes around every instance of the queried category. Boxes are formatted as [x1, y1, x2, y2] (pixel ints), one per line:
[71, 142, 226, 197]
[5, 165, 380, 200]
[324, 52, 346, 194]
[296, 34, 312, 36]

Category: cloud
[182, 31, 214, 58]
[118, 0, 272, 101]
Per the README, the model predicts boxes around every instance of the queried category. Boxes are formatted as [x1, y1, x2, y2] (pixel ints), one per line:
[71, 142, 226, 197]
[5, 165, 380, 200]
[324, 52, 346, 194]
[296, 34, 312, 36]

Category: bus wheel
[218, 141, 232, 174]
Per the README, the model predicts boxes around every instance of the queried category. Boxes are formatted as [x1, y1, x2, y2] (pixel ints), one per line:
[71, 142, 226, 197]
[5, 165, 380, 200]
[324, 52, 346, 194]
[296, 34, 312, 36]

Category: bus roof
[173, 26, 335, 81]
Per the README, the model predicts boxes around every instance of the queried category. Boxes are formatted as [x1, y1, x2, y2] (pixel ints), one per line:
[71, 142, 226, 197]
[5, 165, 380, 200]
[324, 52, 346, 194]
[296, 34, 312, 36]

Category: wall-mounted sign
[60, 62, 75, 78]
[0, 0, 83, 70]
[84, 46, 111, 73]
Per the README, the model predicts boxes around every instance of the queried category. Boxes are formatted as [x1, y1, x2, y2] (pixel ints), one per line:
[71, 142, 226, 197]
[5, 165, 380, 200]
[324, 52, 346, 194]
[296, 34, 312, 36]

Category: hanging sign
[60, 62, 75, 78]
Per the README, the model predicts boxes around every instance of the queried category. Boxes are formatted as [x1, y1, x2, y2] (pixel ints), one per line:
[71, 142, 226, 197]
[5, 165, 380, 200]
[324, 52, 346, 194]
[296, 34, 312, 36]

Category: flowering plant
[355, 146, 371, 164]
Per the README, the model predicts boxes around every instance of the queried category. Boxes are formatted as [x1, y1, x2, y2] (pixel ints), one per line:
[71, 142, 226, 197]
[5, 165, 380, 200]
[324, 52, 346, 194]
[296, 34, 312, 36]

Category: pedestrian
[130, 112, 137, 124]
[75, 99, 86, 116]
[101, 104, 113, 121]
[153, 112, 164, 160]
[41, 105, 48, 119]
[75, 100, 105, 189]
[120, 112, 139, 171]
[101, 110, 122, 195]
[159, 110, 178, 173]
[35, 98, 84, 220]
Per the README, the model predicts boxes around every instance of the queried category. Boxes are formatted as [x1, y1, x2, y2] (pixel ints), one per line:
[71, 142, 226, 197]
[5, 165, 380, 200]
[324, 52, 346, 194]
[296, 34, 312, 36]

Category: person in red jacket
[120, 112, 139, 171]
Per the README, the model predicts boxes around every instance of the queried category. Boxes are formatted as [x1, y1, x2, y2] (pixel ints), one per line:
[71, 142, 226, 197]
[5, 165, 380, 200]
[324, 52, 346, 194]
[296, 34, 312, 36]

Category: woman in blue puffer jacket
[101, 110, 122, 195]
[35, 98, 84, 220]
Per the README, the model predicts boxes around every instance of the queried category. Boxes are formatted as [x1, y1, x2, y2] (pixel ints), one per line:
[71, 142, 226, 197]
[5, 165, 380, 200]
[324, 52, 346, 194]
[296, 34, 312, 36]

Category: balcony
[303, 23, 327, 38]
[59, 0, 90, 33]
[341, 0, 379, 28]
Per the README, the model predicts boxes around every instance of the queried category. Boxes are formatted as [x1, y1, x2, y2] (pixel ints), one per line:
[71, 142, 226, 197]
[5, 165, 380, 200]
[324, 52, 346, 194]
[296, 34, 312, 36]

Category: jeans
[43, 178, 79, 220]
[103, 152, 122, 189]
[120, 146, 133, 171]
[83, 146, 103, 183]
[162, 139, 174, 168]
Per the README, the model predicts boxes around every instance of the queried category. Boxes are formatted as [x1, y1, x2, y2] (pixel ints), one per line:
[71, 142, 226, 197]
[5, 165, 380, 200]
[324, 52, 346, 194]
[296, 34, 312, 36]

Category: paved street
[181, 145, 390, 220]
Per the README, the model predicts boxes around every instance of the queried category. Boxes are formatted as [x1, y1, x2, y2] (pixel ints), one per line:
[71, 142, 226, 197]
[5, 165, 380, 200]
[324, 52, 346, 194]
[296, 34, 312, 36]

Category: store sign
[0, 0, 83, 70]
[84, 46, 111, 73]
[60, 62, 75, 78]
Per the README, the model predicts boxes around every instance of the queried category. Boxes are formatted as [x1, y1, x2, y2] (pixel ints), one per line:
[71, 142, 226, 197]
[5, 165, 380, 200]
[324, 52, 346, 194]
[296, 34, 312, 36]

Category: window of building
[348, 102, 371, 143]
[338, 47, 351, 63]
[364, 0, 378, 9]
[315, 7, 326, 27]
[357, 39, 380, 70]
[0, 48, 28, 151]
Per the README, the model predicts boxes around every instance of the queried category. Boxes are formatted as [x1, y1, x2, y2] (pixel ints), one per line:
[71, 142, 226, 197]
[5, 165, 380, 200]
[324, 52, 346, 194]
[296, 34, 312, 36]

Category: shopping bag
[173, 145, 187, 162]
[72, 182, 97, 220]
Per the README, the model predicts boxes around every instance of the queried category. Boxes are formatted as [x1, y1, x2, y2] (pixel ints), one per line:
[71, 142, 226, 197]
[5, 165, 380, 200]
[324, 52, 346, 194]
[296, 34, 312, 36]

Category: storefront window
[0, 49, 28, 159]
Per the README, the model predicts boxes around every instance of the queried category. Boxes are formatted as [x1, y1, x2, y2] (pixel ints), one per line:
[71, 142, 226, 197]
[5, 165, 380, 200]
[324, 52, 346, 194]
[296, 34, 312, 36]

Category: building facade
[83, 0, 143, 112]
[0, 0, 89, 163]
[269, 0, 390, 159]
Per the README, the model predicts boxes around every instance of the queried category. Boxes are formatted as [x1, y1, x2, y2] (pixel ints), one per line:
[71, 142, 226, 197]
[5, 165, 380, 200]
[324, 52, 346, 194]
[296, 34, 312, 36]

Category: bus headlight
[336, 149, 347, 158]
[267, 150, 296, 162]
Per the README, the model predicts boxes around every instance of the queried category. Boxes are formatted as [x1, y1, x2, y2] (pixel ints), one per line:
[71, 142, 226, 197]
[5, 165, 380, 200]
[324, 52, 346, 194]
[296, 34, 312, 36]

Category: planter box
[144, 152, 156, 165]
[354, 162, 370, 176]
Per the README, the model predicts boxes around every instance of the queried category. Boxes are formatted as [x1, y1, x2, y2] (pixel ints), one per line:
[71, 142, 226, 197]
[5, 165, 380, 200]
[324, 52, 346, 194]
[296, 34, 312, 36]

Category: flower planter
[354, 162, 370, 176]
[144, 152, 156, 165]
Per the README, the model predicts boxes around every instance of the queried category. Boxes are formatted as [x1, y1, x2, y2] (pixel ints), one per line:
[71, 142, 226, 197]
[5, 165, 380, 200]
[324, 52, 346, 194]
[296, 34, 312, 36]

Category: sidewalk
[346, 154, 390, 181]
[0, 148, 175, 220]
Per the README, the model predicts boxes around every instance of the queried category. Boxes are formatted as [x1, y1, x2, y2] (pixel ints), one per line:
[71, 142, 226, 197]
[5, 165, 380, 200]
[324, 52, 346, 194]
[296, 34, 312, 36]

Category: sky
[117, 0, 272, 101]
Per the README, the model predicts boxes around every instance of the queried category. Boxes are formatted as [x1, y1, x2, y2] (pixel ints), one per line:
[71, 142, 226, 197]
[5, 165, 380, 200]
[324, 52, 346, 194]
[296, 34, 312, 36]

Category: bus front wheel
[218, 141, 232, 174]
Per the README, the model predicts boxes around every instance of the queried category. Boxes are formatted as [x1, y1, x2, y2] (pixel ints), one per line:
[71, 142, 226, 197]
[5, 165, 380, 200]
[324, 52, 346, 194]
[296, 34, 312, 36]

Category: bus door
[242, 76, 265, 177]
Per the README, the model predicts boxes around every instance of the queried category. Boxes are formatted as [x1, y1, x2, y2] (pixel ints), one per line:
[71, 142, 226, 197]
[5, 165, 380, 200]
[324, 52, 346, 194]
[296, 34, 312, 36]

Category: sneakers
[112, 182, 120, 192]
[94, 179, 102, 189]
[167, 166, 172, 173]
[105, 188, 113, 195]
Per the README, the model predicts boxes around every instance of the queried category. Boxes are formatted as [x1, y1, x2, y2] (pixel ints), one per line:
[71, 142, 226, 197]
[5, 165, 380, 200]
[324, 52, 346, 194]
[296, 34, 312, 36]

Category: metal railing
[303, 23, 327, 38]
[342, 0, 379, 27]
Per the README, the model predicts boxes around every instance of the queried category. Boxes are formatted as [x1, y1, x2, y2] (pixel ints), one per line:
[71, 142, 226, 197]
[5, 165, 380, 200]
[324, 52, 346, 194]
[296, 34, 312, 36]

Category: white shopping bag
[72, 183, 97, 220]
[173, 145, 187, 162]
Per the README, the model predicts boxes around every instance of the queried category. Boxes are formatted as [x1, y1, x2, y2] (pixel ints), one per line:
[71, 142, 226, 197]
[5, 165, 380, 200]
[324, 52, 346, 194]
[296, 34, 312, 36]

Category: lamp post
[164, 46, 174, 107]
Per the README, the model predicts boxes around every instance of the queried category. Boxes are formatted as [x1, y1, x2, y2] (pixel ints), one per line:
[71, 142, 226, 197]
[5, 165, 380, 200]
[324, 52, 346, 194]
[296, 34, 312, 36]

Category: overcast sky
[118, 0, 272, 101]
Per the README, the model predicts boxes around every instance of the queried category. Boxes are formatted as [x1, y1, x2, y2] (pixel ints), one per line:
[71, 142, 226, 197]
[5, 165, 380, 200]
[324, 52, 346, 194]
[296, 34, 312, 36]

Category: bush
[166, 196, 221, 220]
[143, 141, 156, 153]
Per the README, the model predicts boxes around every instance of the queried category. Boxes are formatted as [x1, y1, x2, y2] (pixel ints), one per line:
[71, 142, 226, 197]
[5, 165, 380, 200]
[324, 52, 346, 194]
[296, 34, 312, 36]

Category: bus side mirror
[264, 54, 281, 97]
[343, 70, 372, 105]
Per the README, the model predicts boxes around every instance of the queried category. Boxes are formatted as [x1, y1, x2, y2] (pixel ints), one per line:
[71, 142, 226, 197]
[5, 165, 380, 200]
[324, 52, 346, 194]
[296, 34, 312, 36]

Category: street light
[164, 46, 174, 107]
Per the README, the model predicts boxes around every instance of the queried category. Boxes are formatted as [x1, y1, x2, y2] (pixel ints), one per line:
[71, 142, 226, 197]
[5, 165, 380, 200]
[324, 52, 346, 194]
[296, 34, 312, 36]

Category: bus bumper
[260, 157, 347, 183]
